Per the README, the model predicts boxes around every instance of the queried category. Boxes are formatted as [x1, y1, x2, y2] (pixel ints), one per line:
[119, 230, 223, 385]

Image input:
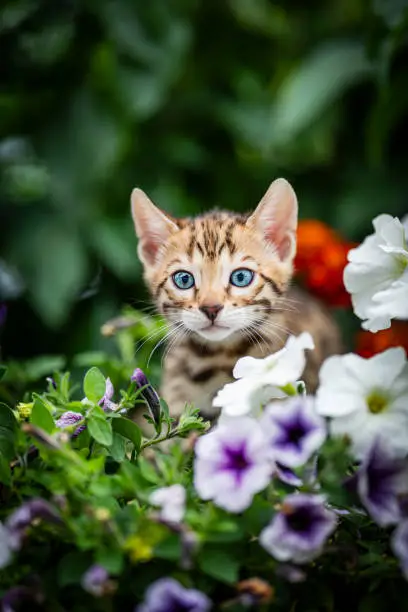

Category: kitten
[130, 178, 342, 421]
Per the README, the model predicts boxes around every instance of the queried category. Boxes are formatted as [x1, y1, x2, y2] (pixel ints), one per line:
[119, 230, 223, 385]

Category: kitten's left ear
[247, 178, 298, 262]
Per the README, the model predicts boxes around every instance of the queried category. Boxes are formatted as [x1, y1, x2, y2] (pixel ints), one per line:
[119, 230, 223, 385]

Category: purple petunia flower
[137, 578, 211, 612]
[6, 498, 61, 550]
[354, 438, 408, 527]
[260, 494, 337, 564]
[55, 411, 85, 438]
[274, 463, 303, 487]
[391, 520, 408, 579]
[261, 397, 326, 468]
[194, 417, 271, 513]
[81, 564, 110, 597]
[1, 584, 43, 612]
[99, 378, 116, 411]
[132, 368, 161, 424]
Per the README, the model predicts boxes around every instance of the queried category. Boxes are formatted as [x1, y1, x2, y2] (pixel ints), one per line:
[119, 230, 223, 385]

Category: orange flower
[356, 321, 408, 358]
[295, 220, 355, 307]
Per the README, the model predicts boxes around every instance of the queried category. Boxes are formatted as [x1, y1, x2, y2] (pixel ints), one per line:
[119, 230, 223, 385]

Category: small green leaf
[0, 402, 17, 433]
[0, 452, 11, 485]
[96, 548, 124, 574]
[31, 398, 55, 433]
[199, 549, 239, 584]
[0, 365, 7, 381]
[58, 552, 92, 587]
[109, 432, 126, 462]
[0, 403, 17, 483]
[112, 417, 141, 452]
[84, 367, 106, 403]
[88, 411, 113, 446]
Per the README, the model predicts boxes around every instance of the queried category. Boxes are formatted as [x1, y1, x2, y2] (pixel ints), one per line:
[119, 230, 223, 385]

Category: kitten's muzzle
[199, 304, 224, 323]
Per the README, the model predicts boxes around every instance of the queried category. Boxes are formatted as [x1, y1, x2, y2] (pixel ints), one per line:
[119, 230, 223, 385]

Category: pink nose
[199, 304, 223, 323]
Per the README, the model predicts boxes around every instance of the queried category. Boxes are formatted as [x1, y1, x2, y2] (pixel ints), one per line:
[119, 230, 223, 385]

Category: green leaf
[0, 452, 11, 485]
[84, 367, 106, 403]
[30, 398, 55, 433]
[270, 41, 373, 146]
[0, 365, 7, 381]
[57, 552, 92, 587]
[109, 432, 126, 462]
[199, 549, 239, 584]
[8, 218, 89, 327]
[88, 410, 113, 446]
[96, 548, 124, 574]
[154, 534, 182, 560]
[0, 403, 17, 484]
[112, 417, 141, 452]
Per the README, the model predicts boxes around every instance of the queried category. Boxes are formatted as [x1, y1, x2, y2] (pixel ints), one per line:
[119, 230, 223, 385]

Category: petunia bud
[131, 368, 161, 424]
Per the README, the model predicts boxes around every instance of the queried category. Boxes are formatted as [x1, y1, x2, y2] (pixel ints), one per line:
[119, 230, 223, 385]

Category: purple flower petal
[260, 494, 337, 564]
[261, 397, 326, 468]
[391, 520, 408, 580]
[56, 411, 83, 428]
[194, 418, 271, 512]
[274, 463, 302, 487]
[81, 564, 109, 597]
[99, 378, 116, 411]
[356, 437, 408, 526]
[5, 498, 61, 550]
[137, 578, 211, 612]
[132, 368, 161, 424]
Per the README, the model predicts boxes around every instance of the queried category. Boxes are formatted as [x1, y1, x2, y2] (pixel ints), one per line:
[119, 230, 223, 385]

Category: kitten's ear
[247, 178, 298, 262]
[131, 188, 178, 267]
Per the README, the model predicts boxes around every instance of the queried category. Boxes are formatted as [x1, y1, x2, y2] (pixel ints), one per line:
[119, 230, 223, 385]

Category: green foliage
[0, 354, 408, 609]
[1, 0, 408, 357]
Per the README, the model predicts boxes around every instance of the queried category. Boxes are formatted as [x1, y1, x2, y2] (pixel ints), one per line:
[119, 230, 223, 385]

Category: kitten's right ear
[131, 188, 178, 267]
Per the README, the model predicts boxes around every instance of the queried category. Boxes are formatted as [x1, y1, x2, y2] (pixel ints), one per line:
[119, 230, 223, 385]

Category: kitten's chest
[161, 334, 280, 420]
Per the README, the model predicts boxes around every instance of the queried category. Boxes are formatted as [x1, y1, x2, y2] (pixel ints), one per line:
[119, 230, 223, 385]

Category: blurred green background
[1, 0, 408, 363]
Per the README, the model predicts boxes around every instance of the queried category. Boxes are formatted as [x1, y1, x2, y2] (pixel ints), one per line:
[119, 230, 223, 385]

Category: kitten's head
[130, 179, 298, 343]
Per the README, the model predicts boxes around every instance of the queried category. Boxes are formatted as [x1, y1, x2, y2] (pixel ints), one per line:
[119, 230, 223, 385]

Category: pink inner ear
[276, 233, 293, 261]
[141, 239, 161, 266]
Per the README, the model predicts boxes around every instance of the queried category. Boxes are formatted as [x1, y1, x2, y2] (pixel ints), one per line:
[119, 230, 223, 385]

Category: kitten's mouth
[201, 324, 229, 332]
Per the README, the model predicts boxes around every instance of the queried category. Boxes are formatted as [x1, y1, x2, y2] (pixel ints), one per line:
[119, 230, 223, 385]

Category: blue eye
[172, 270, 195, 290]
[230, 268, 254, 287]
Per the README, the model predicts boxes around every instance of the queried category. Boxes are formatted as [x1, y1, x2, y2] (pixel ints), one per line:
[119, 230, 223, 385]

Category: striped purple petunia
[194, 417, 271, 512]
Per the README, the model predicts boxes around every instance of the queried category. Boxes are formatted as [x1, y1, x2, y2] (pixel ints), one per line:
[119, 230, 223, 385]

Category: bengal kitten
[130, 179, 342, 421]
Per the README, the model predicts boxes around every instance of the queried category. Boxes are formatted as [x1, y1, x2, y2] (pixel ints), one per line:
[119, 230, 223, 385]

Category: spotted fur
[131, 179, 342, 421]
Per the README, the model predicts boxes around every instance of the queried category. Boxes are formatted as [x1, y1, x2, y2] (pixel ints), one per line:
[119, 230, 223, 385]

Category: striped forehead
[185, 215, 246, 261]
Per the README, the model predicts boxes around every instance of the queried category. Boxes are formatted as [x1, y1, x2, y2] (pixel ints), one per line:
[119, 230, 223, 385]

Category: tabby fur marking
[131, 179, 342, 421]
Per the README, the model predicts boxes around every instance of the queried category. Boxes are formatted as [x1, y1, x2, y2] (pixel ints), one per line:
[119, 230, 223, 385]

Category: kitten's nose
[200, 304, 224, 323]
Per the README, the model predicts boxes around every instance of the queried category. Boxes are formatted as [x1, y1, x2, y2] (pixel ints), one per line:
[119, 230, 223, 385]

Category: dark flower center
[221, 444, 252, 483]
[286, 424, 307, 446]
[285, 507, 314, 533]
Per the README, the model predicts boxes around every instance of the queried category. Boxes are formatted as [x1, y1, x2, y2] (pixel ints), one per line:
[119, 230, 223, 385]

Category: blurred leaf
[373, 0, 408, 28]
[109, 432, 126, 462]
[57, 552, 91, 587]
[269, 41, 374, 146]
[7, 218, 89, 327]
[199, 549, 240, 584]
[84, 367, 106, 403]
[89, 218, 140, 281]
[112, 417, 141, 453]
[0, 402, 17, 484]
[30, 397, 54, 433]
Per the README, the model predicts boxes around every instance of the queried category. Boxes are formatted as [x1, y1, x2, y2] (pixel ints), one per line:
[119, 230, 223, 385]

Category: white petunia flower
[315, 347, 408, 458]
[149, 484, 186, 523]
[343, 214, 408, 332]
[213, 333, 314, 421]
